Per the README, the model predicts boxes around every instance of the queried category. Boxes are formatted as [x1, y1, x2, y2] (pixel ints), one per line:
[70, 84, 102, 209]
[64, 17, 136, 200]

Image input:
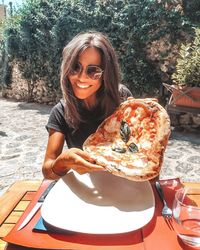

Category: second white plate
[41, 170, 155, 234]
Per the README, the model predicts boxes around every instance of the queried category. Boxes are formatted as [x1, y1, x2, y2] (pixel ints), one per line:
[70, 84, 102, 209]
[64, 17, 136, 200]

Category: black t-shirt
[46, 85, 132, 149]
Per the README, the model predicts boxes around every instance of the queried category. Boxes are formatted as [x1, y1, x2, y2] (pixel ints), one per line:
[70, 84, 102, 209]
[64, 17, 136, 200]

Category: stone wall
[169, 112, 200, 131]
[1, 63, 62, 105]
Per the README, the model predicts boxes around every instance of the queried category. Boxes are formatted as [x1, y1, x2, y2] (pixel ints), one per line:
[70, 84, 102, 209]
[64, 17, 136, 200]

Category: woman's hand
[42, 129, 104, 179]
[52, 148, 104, 175]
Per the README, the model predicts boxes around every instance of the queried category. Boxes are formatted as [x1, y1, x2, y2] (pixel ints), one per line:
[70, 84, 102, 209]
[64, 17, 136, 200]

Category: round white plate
[41, 171, 155, 234]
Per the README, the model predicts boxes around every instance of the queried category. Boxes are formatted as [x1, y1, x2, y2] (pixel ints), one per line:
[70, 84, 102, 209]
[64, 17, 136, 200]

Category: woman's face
[68, 47, 103, 108]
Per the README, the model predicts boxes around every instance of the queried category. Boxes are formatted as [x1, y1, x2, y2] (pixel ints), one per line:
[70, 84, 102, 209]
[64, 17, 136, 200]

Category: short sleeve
[46, 100, 68, 135]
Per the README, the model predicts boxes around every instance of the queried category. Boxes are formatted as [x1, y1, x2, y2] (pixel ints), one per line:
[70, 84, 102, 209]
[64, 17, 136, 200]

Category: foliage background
[0, 0, 199, 100]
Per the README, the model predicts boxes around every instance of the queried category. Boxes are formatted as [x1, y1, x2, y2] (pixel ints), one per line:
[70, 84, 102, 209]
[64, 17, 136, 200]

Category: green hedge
[0, 0, 197, 97]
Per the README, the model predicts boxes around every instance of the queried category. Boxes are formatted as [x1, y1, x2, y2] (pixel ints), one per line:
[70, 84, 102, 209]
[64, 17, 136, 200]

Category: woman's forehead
[78, 47, 102, 65]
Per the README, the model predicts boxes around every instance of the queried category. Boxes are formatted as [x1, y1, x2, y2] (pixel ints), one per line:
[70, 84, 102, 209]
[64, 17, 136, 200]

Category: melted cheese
[140, 140, 152, 150]
[117, 162, 146, 175]
[124, 107, 132, 119]
[130, 117, 137, 125]
[104, 117, 119, 133]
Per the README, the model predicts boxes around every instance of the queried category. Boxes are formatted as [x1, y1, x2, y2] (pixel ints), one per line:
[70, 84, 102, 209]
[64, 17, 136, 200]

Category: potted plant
[166, 28, 200, 108]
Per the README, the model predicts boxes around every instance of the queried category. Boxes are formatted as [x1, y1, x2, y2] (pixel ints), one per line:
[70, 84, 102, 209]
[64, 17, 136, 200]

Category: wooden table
[0, 180, 199, 250]
[0, 180, 42, 250]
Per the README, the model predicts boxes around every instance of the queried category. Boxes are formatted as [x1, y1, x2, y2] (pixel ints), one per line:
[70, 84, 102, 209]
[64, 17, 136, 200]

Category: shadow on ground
[170, 129, 200, 145]
[18, 102, 53, 115]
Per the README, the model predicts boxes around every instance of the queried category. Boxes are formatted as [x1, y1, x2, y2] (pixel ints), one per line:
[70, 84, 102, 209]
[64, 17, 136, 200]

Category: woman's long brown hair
[60, 31, 121, 129]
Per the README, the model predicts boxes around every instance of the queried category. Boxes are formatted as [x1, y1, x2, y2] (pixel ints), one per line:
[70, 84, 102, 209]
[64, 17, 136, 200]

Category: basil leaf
[120, 120, 131, 143]
[112, 146, 126, 153]
[128, 143, 138, 153]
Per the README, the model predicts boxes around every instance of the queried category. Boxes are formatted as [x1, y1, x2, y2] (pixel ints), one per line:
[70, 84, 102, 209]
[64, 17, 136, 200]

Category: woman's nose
[78, 68, 88, 80]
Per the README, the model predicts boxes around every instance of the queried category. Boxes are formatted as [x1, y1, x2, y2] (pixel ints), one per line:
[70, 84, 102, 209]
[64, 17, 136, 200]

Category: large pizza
[83, 97, 171, 181]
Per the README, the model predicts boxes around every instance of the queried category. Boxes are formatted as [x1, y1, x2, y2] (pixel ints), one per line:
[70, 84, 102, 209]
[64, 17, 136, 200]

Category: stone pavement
[0, 98, 200, 196]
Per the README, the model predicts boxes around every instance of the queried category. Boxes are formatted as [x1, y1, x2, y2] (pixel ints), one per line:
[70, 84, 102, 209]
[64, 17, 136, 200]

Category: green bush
[1, 0, 196, 97]
[172, 28, 200, 87]
[182, 0, 200, 23]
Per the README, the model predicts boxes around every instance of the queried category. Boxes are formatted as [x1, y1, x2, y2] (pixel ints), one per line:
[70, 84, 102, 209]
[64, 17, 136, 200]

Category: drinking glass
[172, 186, 200, 248]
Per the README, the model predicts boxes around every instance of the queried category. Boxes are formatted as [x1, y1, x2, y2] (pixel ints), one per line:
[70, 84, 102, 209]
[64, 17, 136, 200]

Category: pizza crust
[83, 98, 171, 181]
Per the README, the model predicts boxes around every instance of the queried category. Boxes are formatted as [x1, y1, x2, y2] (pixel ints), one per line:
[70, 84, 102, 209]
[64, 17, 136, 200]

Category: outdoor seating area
[0, 97, 200, 249]
[0, 0, 200, 249]
[0, 178, 199, 250]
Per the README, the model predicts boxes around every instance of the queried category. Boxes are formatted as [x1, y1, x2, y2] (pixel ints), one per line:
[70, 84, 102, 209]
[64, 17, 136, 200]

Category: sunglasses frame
[70, 62, 103, 80]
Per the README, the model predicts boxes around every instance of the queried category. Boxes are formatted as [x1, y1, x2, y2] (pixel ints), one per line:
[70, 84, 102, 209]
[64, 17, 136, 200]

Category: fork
[155, 181, 173, 229]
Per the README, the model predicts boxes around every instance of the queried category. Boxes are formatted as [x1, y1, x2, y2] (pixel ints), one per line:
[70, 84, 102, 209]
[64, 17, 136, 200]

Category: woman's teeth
[77, 83, 90, 88]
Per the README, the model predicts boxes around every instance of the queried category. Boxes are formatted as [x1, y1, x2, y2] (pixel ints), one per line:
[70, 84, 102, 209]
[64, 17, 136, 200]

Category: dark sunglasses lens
[87, 66, 103, 80]
[70, 63, 81, 75]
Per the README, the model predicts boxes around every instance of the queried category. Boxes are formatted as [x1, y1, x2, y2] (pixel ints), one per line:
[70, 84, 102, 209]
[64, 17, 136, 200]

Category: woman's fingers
[65, 148, 96, 164]
[73, 154, 104, 171]
[74, 164, 105, 175]
[63, 148, 105, 173]
[74, 148, 96, 163]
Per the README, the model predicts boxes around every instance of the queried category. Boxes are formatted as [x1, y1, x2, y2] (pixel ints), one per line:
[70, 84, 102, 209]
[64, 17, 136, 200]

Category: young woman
[42, 31, 132, 179]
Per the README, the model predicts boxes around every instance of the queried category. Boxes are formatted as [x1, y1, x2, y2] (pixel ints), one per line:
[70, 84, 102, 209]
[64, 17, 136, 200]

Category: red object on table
[3, 179, 195, 250]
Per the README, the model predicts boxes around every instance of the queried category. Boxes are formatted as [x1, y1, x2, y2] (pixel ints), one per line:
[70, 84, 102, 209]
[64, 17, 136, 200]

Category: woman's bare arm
[42, 129, 104, 180]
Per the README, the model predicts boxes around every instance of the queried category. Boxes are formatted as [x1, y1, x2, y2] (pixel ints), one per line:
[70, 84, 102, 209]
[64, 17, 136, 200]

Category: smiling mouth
[76, 83, 91, 89]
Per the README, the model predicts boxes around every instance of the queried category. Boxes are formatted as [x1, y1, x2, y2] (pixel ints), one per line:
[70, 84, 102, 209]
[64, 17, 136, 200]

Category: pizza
[83, 97, 171, 181]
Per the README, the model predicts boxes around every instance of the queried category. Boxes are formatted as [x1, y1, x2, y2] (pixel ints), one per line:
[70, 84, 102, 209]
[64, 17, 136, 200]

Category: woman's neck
[83, 96, 98, 110]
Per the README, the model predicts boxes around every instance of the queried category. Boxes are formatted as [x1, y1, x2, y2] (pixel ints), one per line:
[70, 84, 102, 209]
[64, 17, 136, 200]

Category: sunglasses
[70, 62, 103, 80]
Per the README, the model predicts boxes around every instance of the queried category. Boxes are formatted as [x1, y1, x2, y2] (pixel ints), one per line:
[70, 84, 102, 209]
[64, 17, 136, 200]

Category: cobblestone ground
[0, 98, 200, 196]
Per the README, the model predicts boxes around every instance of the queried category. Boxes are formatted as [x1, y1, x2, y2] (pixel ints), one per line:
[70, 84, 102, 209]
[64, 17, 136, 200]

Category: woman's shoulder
[48, 99, 67, 123]
[119, 84, 132, 102]
[51, 99, 65, 113]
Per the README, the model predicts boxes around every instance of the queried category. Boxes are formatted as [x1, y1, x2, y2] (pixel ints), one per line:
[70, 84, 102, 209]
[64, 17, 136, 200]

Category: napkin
[33, 217, 48, 232]
[33, 217, 75, 235]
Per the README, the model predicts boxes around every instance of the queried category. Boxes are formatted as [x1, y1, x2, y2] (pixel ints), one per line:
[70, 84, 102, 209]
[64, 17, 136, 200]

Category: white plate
[41, 171, 155, 234]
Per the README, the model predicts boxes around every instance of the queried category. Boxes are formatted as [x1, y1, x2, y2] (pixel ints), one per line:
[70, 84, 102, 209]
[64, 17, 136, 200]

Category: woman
[42, 31, 132, 179]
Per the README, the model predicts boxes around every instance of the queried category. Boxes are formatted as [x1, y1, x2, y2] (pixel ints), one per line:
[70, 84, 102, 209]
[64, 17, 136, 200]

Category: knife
[17, 181, 56, 231]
